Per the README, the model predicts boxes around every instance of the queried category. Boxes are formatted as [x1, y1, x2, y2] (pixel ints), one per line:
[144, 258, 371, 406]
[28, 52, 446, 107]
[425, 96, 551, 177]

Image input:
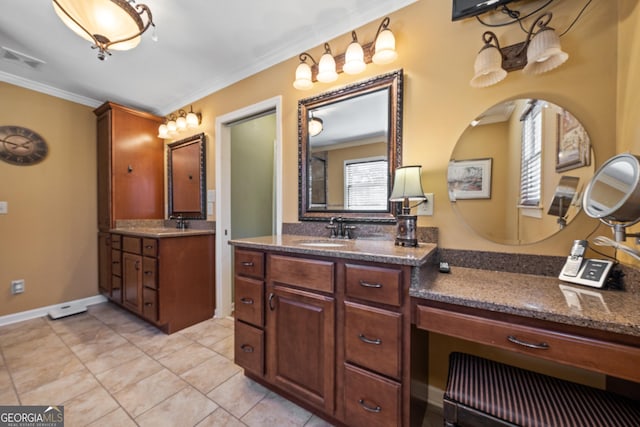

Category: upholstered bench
[443, 352, 640, 427]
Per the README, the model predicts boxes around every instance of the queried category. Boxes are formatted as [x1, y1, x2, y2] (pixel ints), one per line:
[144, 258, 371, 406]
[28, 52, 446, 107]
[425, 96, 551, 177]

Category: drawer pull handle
[144, 302, 153, 307]
[358, 334, 382, 345]
[268, 293, 276, 311]
[358, 399, 382, 413]
[241, 344, 254, 353]
[145, 245, 153, 249]
[507, 335, 549, 350]
[359, 280, 382, 289]
[112, 261, 120, 265]
[241, 261, 254, 267]
[112, 287, 120, 290]
[240, 297, 254, 305]
[144, 271, 153, 275]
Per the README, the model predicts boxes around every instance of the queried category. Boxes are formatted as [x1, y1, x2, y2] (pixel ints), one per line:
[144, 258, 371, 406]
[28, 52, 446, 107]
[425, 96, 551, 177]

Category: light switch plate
[417, 194, 433, 216]
[0, 201, 7, 214]
[207, 190, 216, 202]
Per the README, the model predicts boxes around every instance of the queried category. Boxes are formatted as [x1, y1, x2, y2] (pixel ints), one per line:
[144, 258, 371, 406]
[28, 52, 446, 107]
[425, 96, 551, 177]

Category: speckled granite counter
[111, 227, 214, 238]
[411, 266, 640, 338]
[228, 234, 437, 267]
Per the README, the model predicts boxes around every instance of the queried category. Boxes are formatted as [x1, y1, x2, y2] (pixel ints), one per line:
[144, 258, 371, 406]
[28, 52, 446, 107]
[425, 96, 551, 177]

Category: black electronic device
[452, 0, 518, 21]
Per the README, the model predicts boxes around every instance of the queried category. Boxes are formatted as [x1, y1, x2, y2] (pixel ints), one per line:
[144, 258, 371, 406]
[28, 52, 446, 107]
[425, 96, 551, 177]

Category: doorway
[215, 96, 282, 318]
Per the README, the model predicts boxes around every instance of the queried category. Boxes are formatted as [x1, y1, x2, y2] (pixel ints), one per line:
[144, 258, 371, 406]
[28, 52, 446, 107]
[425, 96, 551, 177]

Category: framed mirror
[167, 133, 206, 220]
[449, 98, 595, 245]
[298, 69, 403, 222]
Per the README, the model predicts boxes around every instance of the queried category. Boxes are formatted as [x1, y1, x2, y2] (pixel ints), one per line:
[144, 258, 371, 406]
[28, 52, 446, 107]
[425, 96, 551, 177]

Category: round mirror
[449, 98, 595, 245]
[583, 153, 640, 222]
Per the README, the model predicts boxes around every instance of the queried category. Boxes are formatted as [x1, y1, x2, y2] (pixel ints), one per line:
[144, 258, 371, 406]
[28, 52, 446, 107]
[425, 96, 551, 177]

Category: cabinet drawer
[122, 236, 141, 254]
[269, 254, 334, 293]
[416, 305, 640, 383]
[142, 287, 158, 322]
[111, 276, 122, 302]
[344, 364, 400, 427]
[235, 321, 264, 376]
[111, 250, 121, 276]
[345, 264, 402, 307]
[142, 238, 158, 257]
[142, 257, 157, 289]
[111, 234, 122, 250]
[235, 249, 265, 279]
[345, 302, 402, 379]
[234, 276, 264, 327]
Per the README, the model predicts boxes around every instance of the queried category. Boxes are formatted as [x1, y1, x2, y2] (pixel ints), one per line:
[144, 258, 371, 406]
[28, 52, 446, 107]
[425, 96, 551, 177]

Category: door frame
[214, 96, 283, 318]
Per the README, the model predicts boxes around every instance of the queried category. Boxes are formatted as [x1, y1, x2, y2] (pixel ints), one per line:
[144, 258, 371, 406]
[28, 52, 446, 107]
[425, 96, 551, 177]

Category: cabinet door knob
[507, 335, 549, 350]
[268, 293, 276, 311]
[358, 334, 382, 345]
[359, 280, 382, 289]
[358, 399, 382, 413]
[240, 344, 254, 353]
[240, 297, 254, 305]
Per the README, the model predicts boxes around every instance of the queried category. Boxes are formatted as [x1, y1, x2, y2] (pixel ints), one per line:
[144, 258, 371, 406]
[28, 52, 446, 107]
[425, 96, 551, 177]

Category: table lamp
[389, 165, 426, 247]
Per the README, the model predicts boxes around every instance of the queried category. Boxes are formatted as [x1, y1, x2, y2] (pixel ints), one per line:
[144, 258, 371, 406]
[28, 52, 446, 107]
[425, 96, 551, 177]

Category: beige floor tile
[119, 323, 164, 343]
[20, 369, 100, 406]
[157, 342, 217, 375]
[207, 372, 269, 418]
[181, 354, 242, 394]
[136, 386, 218, 427]
[196, 407, 246, 427]
[196, 325, 235, 349]
[3, 333, 68, 364]
[0, 317, 48, 337]
[241, 391, 312, 427]
[133, 331, 193, 359]
[86, 407, 137, 427]
[84, 342, 146, 375]
[96, 355, 163, 394]
[0, 368, 18, 405]
[215, 317, 235, 329]
[0, 321, 53, 348]
[88, 303, 138, 325]
[180, 320, 232, 345]
[211, 334, 234, 360]
[113, 368, 187, 417]
[63, 385, 120, 426]
[69, 327, 129, 361]
[11, 352, 86, 394]
[47, 313, 105, 337]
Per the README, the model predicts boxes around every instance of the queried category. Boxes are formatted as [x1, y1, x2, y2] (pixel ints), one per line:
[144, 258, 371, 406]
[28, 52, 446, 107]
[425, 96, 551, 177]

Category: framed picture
[447, 158, 492, 200]
[556, 109, 591, 172]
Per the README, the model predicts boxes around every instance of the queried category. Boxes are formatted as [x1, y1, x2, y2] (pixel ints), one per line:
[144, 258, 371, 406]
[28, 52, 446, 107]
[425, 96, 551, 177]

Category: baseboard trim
[0, 295, 108, 327]
[411, 379, 445, 409]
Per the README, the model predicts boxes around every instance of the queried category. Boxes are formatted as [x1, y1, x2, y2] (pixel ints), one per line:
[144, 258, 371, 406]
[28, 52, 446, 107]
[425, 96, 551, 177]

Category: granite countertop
[228, 234, 437, 267]
[411, 266, 640, 338]
[111, 227, 215, 238]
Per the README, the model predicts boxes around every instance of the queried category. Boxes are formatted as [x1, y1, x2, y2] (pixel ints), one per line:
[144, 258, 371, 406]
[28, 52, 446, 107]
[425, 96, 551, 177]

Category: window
[519, 101, 542, 206]
[344, 158, 388, 210]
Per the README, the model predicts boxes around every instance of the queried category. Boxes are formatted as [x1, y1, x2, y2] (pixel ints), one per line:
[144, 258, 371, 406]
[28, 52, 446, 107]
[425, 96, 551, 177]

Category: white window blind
[345, 159, 388, 210]
[520, 102, 542, 206]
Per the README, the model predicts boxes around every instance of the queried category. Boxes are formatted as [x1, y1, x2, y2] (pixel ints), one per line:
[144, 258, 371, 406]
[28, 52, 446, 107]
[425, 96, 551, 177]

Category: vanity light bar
[158, 105, 201, 139]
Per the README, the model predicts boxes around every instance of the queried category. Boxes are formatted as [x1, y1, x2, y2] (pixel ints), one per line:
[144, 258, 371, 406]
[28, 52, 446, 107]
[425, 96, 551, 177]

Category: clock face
[0, 126, 49, 166]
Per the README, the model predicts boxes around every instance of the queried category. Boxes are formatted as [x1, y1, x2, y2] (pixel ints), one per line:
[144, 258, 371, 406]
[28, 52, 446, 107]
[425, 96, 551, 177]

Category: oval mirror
[583, 153, 640, 223]
[449, 98, 595, 245]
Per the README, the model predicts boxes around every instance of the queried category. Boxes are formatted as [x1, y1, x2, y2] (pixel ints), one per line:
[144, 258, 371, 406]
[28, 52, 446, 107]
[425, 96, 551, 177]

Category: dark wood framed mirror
[298, 69, 403, 222]
[167, 132, 206, 220]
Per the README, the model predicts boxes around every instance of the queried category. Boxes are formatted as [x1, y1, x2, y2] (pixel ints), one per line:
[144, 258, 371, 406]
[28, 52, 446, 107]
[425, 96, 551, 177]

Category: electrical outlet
[417, 193, 434, 216]
[11, 279, 25, 294]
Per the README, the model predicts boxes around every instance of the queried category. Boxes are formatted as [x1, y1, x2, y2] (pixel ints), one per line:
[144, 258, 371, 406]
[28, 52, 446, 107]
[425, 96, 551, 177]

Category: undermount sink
[295, 239, 349, 248]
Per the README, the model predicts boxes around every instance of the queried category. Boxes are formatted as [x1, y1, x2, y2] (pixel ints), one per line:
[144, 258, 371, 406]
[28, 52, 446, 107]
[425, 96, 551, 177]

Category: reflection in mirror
[449, 99, 595, 245]
[168, 133, 206, 220]
[299, 70, 403, 222]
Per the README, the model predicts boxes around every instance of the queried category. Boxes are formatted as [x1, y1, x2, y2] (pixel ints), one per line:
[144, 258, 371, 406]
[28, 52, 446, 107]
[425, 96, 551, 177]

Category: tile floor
[0, 302, 442, 426]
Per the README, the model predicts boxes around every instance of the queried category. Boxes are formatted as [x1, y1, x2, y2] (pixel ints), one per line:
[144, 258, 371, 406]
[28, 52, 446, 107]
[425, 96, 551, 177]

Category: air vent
[1, 46, 45, 70]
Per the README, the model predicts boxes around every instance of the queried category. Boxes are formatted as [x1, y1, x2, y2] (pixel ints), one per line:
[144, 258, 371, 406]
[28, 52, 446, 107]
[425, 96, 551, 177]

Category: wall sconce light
[52, 0, 157, 61]
[158, 106, 201, 139]
[470, 12, 568, 88]
[293, 17, 398, 90]
[389, 165, 426, 247]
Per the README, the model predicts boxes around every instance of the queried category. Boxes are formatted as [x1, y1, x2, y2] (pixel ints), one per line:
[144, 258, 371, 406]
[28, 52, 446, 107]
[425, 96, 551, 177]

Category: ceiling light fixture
[52, 0, 156, 61]
[158, 106, 201, 139]
[470, 12, 568, 88]
[308, 114, 324, 137]
[293, 17, 398, 90]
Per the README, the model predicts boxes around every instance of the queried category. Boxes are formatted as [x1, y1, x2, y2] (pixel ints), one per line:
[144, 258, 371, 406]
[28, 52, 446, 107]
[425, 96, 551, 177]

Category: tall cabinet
[94, 101, 164, 299]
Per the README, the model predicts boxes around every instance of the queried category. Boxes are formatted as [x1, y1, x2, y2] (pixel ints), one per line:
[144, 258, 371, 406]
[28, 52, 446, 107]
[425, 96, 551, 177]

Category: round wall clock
[0, 125, 49, 166]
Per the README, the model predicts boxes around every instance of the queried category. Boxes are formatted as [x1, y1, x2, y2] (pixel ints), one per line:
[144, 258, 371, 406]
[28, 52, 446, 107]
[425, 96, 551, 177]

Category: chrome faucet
[326, 216, 356, 239]
[171, 214, 188, 230]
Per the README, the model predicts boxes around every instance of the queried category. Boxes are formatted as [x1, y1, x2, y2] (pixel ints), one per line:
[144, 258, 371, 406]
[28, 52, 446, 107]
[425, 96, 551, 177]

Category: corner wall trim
[0, 295, 108, 327]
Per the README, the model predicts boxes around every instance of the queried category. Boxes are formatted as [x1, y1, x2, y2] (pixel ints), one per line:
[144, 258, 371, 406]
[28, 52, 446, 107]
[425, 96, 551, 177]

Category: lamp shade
[523, 28, 568, 75]
[308, 116, 323, 137]
[390, 166, 426, 201]
[52, 0, 144, 51]
[372, 29, 397, 65]
[470, 45, 507, 88]
[293, 61, 313, 90]
[317, 52, 338, 83]
[343, 41, 366, 75]
[176, 115, 187, 131]
[186, 110, 199, 128]
[157, 124, 169, 139]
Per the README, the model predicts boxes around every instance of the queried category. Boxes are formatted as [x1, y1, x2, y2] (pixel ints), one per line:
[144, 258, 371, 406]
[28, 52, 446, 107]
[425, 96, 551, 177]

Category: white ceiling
[0, 0, 416, 116]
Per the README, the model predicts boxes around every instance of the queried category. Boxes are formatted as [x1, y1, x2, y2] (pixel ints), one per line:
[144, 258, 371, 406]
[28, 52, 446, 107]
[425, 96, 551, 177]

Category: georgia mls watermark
[0, 406, 64, 427]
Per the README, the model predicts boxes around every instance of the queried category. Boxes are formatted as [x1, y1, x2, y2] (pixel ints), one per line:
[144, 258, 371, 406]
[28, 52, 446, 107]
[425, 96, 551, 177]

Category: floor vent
[1, 46, 45, 70]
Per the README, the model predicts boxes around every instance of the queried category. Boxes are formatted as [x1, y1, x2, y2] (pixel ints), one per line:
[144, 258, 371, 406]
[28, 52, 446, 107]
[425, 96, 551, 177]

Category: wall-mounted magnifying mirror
[583, 153, 640, 242]
[299, 70, 403, 222]
[167, 133, 206, 220]
[449, 98, 595, 245]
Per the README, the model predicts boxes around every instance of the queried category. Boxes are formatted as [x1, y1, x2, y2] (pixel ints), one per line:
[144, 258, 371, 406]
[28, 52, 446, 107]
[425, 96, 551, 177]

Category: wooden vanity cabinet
[109, 232, 214, 333]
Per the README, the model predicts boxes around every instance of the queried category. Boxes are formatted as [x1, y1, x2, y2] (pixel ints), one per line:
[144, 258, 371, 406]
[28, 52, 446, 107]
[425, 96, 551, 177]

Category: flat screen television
[452, 0, 518, 21]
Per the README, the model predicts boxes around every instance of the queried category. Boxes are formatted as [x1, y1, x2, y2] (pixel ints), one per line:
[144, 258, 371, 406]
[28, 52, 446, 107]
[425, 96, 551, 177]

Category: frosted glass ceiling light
[186, 106, 201, 128]
[372, 17, 397, 65]
[523, 21, 568, 75]
[167, 115, 177, 135]
[293, 53, 315, 90]
[308, 114, 324, 137]
[52, 0, 156, 60]
[176, 110, 187, 131]
[157, 123, 169, 139]
[343, 32, 366, 75]
[316, 44, 338, 83]
[470, 32, 507, 88]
